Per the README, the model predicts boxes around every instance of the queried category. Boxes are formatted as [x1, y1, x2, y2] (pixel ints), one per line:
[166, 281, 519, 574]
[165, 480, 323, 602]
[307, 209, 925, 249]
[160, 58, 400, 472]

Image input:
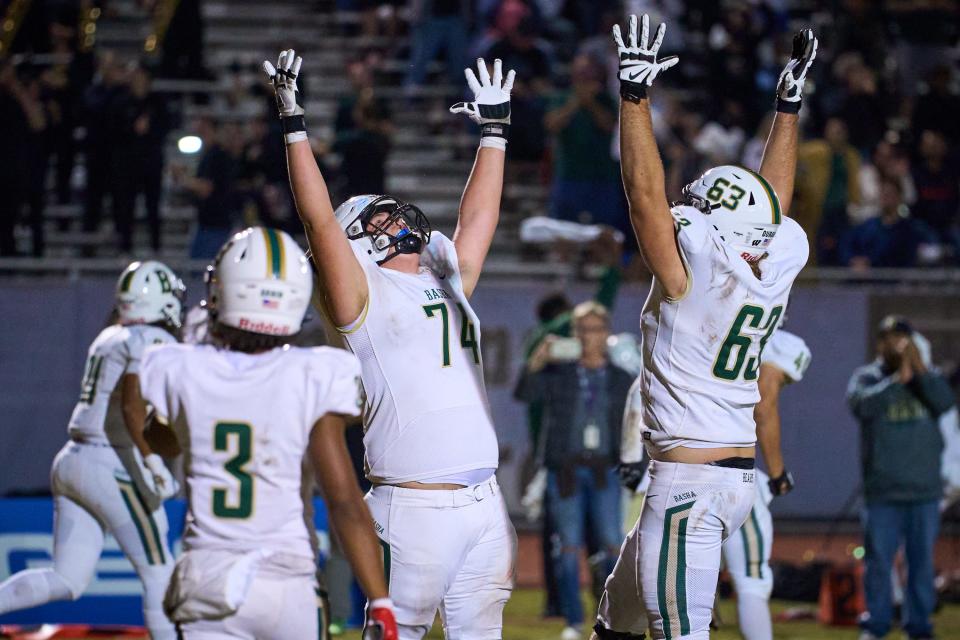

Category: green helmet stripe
[262, 228, 285, 280]
[745, 168, 782, 224]
[119, 266, 138, 292]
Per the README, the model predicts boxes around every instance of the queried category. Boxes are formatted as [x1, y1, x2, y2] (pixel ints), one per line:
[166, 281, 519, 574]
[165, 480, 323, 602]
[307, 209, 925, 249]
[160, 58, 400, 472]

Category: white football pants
[597, 460, 756, 639]
[0, 441, 175, 639]
[721, 470, 774, 640]
[365, 478, 517, 640]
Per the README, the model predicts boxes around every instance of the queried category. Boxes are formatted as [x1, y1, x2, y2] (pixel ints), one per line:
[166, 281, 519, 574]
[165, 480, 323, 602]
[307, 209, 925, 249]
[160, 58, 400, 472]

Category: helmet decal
[115, 260, 185, 329]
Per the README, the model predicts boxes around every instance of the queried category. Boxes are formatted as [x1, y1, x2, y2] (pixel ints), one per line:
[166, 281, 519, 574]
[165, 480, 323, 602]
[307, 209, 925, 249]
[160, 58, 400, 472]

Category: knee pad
[593, 622, 646, 640]
[731, 574, 773, 600]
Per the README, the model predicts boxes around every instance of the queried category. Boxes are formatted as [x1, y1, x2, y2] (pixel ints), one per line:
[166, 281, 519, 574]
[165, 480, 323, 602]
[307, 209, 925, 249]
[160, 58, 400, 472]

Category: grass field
[341, 588, 960, 639]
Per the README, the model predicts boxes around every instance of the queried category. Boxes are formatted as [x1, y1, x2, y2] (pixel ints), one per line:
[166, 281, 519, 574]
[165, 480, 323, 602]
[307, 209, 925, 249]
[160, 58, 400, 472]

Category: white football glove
[450, 58, 515, 151]
[612, 14, 679, 101]
[262, 49, 307, 144]
[776, 29, 818, 113]
[143, 453, 179, 500]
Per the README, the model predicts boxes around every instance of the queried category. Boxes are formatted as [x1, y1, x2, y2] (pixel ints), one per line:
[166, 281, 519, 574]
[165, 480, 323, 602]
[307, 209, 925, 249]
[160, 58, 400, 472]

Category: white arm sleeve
[139, 345, 178, 422]
[762, 330, 811, 384]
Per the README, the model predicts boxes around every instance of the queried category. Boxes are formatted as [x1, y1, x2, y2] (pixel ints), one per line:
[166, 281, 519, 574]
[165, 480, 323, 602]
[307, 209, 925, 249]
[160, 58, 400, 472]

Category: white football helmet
[115, 260, 185, 328]
[681, 165, 782, 262]
[334, 194, 431, 265]
[206, 227, 313, 337]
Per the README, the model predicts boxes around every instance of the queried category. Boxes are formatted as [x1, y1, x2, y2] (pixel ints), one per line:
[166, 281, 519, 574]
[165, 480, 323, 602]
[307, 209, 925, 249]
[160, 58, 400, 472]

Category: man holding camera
[517, 301, 634, 640]
[848, 315, 956, 640]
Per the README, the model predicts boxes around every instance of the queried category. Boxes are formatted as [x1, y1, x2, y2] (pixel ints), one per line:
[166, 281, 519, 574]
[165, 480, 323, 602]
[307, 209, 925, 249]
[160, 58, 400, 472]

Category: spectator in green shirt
[847, 316, 956, 640]
[544, 55, 626, 238]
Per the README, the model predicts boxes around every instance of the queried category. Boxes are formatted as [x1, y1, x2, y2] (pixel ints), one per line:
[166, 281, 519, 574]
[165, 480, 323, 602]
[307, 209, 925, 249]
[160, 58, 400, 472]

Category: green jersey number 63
[712, 304, 783, 381]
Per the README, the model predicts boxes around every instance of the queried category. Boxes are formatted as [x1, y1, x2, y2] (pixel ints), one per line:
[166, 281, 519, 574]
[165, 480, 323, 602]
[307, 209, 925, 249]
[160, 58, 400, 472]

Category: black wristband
[481, 122, 509, 141]
[281, 114, 307, 135]
[776, 98, 801, 114]
[620, 81, 647, 103]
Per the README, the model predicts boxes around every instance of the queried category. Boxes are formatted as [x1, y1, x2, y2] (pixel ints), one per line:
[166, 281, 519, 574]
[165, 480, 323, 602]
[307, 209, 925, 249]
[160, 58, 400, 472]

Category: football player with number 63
[592, 16, 817, 640]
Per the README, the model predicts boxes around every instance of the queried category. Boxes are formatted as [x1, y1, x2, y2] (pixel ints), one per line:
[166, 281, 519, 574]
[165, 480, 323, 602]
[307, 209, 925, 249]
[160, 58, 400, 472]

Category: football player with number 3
[262, 50, 517, 639]
[591, 17, 817, 640]
[0, 261, 184, 640]
[140, 228, 397, 639]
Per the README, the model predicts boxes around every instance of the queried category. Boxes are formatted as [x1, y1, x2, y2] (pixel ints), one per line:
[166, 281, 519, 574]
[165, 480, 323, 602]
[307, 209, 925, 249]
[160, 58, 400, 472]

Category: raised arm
[613, 15, 685, 299]
[264, 50, 367, 326]
[449, 59, 515, 297]
[759, 30, 817, 216]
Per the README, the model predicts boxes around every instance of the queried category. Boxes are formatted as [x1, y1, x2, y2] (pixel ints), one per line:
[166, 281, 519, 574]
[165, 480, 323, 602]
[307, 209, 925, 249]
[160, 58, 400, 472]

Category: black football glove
[768, 470, 795, 497]
[618, 461, 646, 492]
[775, 29, 817, 114]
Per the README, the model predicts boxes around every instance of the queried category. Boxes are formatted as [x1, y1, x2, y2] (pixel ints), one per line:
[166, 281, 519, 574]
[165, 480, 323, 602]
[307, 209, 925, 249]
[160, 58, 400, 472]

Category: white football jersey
[638, 207, 808, 453]
[67, 323, 177, 445]
[139, 344, 362, 559]
[761, 329, 811, 384]
[338, 232, 499, 483]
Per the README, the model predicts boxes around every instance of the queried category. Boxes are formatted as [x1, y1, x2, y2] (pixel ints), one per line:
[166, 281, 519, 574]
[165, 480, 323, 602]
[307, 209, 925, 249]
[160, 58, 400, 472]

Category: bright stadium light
[178, 135, 203, 154]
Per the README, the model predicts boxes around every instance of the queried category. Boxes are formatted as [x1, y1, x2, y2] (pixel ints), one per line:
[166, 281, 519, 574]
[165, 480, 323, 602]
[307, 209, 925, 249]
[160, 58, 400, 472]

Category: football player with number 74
[262, 50, 518, 639]
[591, 15, 817, 640]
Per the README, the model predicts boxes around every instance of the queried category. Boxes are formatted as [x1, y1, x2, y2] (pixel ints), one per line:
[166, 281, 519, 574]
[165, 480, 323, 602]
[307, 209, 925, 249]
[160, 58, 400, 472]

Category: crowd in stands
[0, 0, 958, 271]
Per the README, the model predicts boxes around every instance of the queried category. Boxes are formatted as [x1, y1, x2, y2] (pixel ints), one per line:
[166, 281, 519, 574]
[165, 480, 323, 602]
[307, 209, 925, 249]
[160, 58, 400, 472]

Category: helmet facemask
[343, 196, 432, 266]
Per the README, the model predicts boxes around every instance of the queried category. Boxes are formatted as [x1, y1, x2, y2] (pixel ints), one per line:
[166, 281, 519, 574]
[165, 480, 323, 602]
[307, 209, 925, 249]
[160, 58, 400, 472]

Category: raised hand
[450, 58, 516, 150]
[262, 49, 307, 143]
[776, 29, 818, 113]
[612, 14, 679, 101]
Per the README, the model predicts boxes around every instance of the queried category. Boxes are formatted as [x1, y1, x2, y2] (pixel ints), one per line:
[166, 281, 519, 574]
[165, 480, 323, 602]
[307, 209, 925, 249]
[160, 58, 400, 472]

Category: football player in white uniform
[0, 261, 185, 640]
[721, 328, 811, 640]
[591, 17, 816, 640]
[140, 228, 397, 640]
[262, 50, 517, 639]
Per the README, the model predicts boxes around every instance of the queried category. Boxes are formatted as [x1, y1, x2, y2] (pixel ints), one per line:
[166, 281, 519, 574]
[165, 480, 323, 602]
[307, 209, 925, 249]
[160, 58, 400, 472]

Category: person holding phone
[848, 316, 955, 640]
[516, 302, 634, 639]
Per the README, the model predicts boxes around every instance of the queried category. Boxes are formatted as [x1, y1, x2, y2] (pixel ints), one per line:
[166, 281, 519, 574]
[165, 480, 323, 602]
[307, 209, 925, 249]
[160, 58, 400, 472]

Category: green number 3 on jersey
[712, 304, 783, 381]
[212, 422, 254, 519]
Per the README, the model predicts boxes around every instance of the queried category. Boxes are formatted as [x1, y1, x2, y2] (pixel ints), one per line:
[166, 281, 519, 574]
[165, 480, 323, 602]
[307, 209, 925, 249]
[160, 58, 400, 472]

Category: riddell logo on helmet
[238, 317, 291, 335]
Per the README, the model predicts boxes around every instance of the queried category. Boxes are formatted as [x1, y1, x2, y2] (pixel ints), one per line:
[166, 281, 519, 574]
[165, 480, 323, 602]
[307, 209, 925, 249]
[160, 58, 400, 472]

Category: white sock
[736, 593, 773, 640]
[143, 605, 177, 640]
[0, 568, 76, 614]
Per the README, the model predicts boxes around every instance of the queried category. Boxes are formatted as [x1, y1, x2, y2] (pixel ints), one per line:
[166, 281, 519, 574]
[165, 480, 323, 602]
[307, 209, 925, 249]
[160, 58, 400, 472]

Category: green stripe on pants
[116, 478, 163, 565]
[740, 507, 763, 579]
[657, 502, 694, 639]
[131, 481, 166, 564]
[379, 538, 391, 586]
[750, 508, 764, 579]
